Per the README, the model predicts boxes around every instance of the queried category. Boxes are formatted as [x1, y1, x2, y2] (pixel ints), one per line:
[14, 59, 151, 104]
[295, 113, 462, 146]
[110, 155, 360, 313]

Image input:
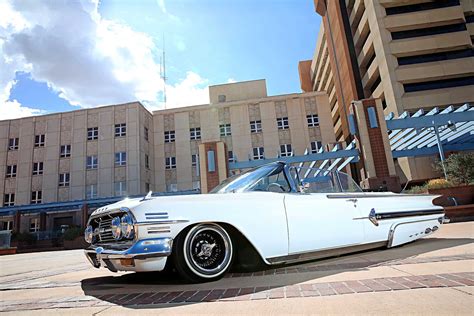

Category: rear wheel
[173, 223, 233, 283]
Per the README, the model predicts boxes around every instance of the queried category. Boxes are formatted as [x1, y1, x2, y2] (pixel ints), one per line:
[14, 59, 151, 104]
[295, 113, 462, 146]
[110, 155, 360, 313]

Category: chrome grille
[98, 218, 114, 242]
[91, 210, 127, 244]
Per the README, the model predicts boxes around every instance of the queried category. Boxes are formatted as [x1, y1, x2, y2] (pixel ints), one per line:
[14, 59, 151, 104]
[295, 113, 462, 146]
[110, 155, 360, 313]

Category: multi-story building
[299, 0, 474, 140]
[0, 80, 334, 223]
[299, 0, 474, 181]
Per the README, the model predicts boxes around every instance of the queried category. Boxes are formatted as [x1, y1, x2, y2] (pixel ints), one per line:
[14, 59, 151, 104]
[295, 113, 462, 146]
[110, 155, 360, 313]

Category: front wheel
[173, 223, 234, 283]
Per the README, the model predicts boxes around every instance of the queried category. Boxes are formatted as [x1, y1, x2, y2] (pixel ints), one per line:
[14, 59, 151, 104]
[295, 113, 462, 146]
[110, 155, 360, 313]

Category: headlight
[84, 225, 94, 243]
[121, 214, 135, 239]
[111, 216, 122, 240]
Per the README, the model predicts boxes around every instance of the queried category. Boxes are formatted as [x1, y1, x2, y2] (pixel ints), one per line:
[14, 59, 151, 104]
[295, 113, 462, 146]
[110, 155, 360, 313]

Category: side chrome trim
[387, 218, 440, 248]
[267, 241, 387, 265]
[327, 193, 436, 199]
[354, 209, 445, 221]
[135, 219, 189, 226]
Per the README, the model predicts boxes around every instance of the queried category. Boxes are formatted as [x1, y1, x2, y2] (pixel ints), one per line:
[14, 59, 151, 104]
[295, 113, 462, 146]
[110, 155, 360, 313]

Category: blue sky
[1, 0, 321, 118]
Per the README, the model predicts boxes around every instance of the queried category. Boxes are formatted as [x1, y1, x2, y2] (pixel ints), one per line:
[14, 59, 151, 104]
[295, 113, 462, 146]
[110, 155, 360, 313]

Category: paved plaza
[0, 222, 473, 315]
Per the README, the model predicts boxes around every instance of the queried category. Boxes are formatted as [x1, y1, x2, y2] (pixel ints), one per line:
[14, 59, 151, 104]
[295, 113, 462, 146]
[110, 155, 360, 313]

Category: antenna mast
[161, 35, 167, 109]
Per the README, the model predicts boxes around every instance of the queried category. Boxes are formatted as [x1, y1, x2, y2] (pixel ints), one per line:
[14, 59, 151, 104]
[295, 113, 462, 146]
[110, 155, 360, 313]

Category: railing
[0, 230, 12, 249]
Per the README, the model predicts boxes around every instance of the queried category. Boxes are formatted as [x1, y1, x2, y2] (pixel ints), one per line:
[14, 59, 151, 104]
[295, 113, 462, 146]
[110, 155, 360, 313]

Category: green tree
[441, 152, 474, 185]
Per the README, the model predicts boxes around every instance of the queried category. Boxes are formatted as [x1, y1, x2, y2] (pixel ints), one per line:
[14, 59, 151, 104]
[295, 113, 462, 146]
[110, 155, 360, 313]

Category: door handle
[346, 198, 358, 203]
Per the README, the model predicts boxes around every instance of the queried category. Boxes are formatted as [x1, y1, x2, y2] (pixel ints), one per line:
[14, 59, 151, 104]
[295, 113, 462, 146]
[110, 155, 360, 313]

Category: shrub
[406, 185, 427, 194]
[12, 232, 36, 244]
[63, 226, 83, 241]
[439, 152, 474, 185]
[426, 178, 454, 190]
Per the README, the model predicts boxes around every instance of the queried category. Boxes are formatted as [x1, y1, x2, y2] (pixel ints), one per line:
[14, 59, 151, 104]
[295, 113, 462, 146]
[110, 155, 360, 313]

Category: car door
[284, 192, 365, 254]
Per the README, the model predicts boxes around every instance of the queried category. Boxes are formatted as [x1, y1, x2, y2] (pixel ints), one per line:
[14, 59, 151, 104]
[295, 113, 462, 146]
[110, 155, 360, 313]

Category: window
[252, 147, 264, 160]
[310, 141, 323, 154]
[114, 181, 127, 196]
[190, 127, 201, 140]
[250, 166, 291, 193]
[228, 151, 236, 163]
[145, 154, 150, 169]
[32, 162, 44, 175]
[165, 157, 176, 169]
[277, 117, 289, 130]
[280, 144, 292, 157]
[166, 183, 178, 192]
[385, 0, 460, 15]
[391, 23, 466, 40]
[164, 130, 175, 143]
[8, 138, 19, 150]
[307, 114, 319, 127]
[250, 120, 262, 133]
[192, 181, 201, 190]
[3, 193, 14, 207]
[397, 49, 474, 66]
[34, 134, 45, 147]
[404, 76, 474, 93]
[115, 123, 126, 137]
[86, 156, 98, 169]
[29, 218, 39, 233]
[2, 220, 13, 231]
[218, 95, 226, 102]
[191, 154, 198, 167]
[6, 165, 17, 178]
[115, 152, 127, 166]
[60, 145, 71, 158]
[31, 191, 42, 204]
[59, 173, 70, 187]
[144, 127, 149, 142]
[87, 127, 98, 140]
[220, 124, 231, 136]
[86, 184, 97, 199]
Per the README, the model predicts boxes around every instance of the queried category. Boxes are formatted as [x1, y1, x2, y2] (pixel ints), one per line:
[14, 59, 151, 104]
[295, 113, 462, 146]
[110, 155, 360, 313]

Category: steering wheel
[267, 183, 286, 193]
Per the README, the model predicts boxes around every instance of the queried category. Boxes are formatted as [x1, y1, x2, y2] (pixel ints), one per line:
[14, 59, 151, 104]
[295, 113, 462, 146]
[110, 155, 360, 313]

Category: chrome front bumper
[84, 237, 173, 271]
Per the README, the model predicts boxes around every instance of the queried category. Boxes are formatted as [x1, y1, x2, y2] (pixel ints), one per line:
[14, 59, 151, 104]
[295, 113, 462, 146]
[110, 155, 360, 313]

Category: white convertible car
[84, 162, 445, 282]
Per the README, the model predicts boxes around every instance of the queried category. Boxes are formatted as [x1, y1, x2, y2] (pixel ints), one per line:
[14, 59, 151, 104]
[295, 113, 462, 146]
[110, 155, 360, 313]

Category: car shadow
[80, 236, 473, 309]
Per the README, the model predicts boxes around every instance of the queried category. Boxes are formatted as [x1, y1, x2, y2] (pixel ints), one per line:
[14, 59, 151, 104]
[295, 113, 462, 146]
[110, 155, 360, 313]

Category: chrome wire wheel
[183, 224, 233, 279]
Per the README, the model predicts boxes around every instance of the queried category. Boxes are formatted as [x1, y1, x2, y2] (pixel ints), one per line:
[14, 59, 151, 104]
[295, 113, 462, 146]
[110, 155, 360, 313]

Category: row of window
[7, 125, 150, 151]
[385, 0, 460, 16]
[163, 115, 319, 143]
[5, 152, 151, 178]
[164, 141, 323, 168]
[397, 48, 474, 66]
[403, 75, 474, 93]
[2, 181, 131, 207]
[391, 23, 467, 40]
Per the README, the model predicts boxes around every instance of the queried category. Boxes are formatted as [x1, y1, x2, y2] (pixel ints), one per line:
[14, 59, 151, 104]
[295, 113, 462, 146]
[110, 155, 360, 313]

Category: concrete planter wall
[429, 184, 474, 207]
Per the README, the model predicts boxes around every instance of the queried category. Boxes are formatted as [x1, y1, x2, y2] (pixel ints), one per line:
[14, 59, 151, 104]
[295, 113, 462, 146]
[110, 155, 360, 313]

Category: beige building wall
[1, 81, 336, 207]
[209, 79, 268, 104]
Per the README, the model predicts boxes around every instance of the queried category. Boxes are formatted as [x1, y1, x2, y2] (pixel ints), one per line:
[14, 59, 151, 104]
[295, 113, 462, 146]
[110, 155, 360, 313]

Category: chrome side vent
[147, 226, 171, 234]
[145, 212, 169, 220]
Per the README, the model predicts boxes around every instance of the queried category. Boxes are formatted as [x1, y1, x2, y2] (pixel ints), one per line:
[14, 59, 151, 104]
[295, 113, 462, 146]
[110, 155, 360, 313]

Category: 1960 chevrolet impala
[84, 162, 445, 282]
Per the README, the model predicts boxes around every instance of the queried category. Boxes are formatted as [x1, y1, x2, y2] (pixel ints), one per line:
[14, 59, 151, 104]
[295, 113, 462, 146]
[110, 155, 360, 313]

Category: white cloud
[0, 99, 45, 120]
[1, 0, 162, 110]
[165, 71, 209, 108]
[0, 0, 228, 119]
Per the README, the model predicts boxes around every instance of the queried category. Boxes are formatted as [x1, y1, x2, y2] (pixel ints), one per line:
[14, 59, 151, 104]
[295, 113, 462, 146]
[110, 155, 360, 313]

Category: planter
[429, 184, 474, 207]
[64, 236, 88, 250]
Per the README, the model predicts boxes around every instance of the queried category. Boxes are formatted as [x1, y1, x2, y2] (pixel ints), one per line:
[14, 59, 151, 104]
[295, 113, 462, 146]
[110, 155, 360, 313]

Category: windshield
[210, 163, 286, 193]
